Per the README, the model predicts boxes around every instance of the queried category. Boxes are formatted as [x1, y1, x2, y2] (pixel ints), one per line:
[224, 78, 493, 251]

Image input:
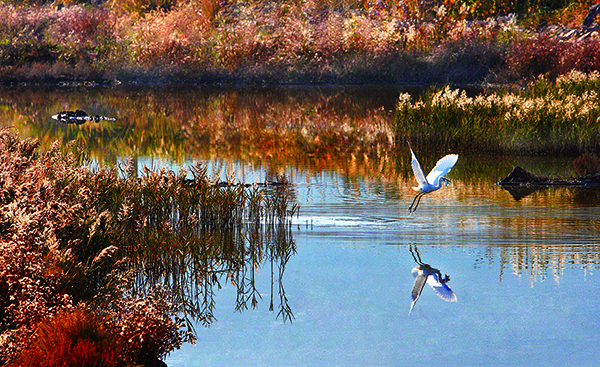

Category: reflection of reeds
[483, 244, 600, 285]
[123, 163, 299, 325]
[5, 79, 600, 184]
[0, 86, 398, 171]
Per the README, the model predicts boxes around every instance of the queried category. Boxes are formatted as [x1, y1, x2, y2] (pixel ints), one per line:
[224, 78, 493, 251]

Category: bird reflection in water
[409, 245, 457, 315]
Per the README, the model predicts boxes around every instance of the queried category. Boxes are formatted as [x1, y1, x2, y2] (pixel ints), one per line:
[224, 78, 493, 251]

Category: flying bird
[409, 245, 457, 315]
[408, 142, 458, 214]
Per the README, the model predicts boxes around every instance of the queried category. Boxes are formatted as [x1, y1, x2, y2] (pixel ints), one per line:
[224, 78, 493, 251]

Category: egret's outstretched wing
[409, 270, 427, 314]
[409, 145, 427, 187]
[427, 273, 457, 303]
[426, 154, 458, 186]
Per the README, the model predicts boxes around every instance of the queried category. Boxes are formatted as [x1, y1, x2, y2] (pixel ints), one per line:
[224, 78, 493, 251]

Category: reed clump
[395, 70, 600, 154]
[0, 129, 297, 364]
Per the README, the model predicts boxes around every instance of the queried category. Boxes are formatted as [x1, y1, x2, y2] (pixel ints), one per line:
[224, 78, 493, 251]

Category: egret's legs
[408, 178, 451, 214]
[409, 244, 423, 265]
[408, 193, 424, 214]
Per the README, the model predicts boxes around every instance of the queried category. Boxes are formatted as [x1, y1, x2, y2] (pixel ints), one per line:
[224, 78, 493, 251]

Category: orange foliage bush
[10, 307, 122, 367]
[0, 130, 193, 365]
[0, 0, 597, 84]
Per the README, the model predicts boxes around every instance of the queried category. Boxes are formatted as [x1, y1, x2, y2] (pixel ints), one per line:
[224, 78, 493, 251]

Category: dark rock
[498, 166, 600, 200]
[583, 3, 600, 27]
[499, 166, 600, 187]
[498, 166, 545, 184]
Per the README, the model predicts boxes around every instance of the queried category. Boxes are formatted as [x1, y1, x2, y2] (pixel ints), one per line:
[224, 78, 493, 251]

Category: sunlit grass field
[396, 70, 600, 153]
[0, 0, 598, 85]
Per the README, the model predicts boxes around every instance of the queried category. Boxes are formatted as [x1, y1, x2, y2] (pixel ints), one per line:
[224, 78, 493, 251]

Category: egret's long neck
[434, 177, 449, 189]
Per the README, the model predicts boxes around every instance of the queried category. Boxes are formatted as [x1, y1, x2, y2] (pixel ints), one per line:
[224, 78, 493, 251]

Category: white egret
[407, 142, 458, 214]
[409, 245, 457, 315]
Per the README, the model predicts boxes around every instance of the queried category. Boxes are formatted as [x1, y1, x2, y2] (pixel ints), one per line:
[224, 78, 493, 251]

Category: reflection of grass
[4, 78, 600, 184]
[484, 243, 600, 284]
[123, 163, 298, 325]
[0, 86, 398, 164]
[0, 130, 297, 364]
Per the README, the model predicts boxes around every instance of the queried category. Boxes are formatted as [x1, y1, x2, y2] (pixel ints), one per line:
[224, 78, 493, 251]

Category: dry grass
[10, 307, 122, 367]
[395, 70, 600, 153]
[1, 0, 596, 85]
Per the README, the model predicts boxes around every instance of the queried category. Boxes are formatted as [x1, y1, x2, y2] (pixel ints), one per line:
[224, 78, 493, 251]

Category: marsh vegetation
[0, 0, 599, 85]
[3, 0, 600, 365]
[396, 70, 600, 154]
[0, 129, 298, 365]
[3, 76, 600, 363]
[4, 70, 600, 163]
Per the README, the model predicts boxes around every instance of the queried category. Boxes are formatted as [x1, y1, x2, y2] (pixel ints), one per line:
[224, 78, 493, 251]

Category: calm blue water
[2, 86, 598, 366]
[165, 162, 600, 367]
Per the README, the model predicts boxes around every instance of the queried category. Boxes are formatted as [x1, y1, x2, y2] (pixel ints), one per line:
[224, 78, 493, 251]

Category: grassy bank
[0, 0, 599, 86]
[395, 70, 600, 154]
[0, 129, 297, 365]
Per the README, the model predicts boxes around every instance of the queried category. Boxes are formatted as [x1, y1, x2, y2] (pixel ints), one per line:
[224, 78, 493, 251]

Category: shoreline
[0, 78, 491, 89]
[1, 2, 598, 91]
[0, 65, 507, 90]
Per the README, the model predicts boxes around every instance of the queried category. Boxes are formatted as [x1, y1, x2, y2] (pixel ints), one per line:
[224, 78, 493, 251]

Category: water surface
[165, 162, 600, 366]
[1, 86, 599, 366]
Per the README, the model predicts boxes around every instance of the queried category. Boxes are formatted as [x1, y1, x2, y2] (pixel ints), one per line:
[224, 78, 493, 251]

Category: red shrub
[0, 131, 193, 365]
[560, 39, 600, 74]
[506, 36, 600, 80]
[9, 307, 123, 367]
[506, 36, 568, 78]
[573, 152, 600, 177]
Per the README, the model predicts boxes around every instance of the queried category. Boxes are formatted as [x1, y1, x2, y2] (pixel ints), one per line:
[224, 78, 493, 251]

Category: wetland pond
[2, 86, 600, 366]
